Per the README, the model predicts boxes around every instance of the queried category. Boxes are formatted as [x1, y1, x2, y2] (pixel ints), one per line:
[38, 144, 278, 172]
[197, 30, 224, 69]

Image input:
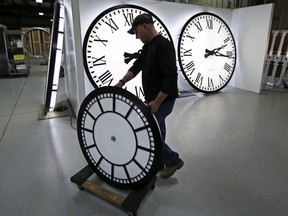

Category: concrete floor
[1, 60, 288, 216]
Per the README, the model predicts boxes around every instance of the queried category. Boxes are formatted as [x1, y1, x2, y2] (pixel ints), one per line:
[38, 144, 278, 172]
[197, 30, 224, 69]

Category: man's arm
[148, 91, 168, 113]
[115, 71, 135, 88]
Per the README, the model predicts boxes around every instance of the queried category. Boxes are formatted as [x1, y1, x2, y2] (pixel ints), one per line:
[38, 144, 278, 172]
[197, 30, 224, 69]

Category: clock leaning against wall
[178, 12, 237, 93]
[82, 4, 173, 101]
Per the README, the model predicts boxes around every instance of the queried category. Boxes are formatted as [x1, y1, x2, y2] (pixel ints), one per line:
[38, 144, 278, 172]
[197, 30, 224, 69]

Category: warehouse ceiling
[0, 0, 55, 30]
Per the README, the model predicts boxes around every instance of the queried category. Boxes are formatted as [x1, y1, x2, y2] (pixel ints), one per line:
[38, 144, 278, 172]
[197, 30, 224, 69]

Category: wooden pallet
[70, 165, 156, 216]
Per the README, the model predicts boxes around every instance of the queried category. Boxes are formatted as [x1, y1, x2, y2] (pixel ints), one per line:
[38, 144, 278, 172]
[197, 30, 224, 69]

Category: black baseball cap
[127, 13, 154, 34]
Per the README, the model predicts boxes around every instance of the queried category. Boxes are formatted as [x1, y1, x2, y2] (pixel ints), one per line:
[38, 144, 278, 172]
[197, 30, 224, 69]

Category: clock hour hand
[124, 50, 141, 64]
[204, 49, 215, 58]
[204, 44, 228, 58]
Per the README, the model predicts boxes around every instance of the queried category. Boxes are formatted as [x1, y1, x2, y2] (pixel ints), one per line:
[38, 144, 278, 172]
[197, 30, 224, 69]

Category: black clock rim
[82, 4, 174, 89]
[77, 86, 162, 190]
[44, 1, 61, 113]
[177, 12, 237, 94]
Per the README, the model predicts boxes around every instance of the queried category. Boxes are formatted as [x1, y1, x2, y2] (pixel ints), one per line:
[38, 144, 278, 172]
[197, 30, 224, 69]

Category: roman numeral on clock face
[105, 18, 119, 33]
[195, 73, 203, 85]
[219, 74, 225, 83]
[194, 21, 203, 32]
[123, 13, 134, 26]
[224, 62, 232, 72]
[217, 25, 222, 33]
[208, 77, 214, 88]
[206, 18, 213, 29]
[185, 31, 195, 42]
[91, 35, 108, 46]
[224, 37, 230, 43]
[95, 70, 114, 87]
[182, 48, 192, 56]
[134, 86, 144, 99]
[91, 56, 106, 66]
[185, 61, 195, 78]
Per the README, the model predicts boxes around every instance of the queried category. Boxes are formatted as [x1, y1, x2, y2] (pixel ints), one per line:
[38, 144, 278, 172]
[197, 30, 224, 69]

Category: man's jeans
[154, 99, 181, 167]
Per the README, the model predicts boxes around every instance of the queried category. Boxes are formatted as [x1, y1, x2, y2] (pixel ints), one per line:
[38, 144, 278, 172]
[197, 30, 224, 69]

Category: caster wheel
[78, 185, 84, 190]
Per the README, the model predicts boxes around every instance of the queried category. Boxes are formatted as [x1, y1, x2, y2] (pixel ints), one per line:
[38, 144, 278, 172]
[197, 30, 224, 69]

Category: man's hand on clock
[204, 44, 227, 58]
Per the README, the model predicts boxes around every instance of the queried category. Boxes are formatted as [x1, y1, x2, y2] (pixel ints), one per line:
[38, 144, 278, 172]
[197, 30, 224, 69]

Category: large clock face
[77, 86, 162, 190]
[83, 4, 173, 101]
[178, 12, 236, 93]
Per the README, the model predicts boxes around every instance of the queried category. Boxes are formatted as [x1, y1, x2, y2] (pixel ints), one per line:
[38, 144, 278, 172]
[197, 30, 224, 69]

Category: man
[115, 13, 183, 179]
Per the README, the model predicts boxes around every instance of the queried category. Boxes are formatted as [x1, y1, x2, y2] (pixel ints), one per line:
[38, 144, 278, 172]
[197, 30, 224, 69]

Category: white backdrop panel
[230, 4, 274, 93]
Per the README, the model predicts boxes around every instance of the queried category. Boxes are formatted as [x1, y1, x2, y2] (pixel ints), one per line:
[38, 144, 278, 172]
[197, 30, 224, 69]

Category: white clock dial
[83, 5, 173, 101]
[77, 86, 162, 190]
[178, 12, 236, 93]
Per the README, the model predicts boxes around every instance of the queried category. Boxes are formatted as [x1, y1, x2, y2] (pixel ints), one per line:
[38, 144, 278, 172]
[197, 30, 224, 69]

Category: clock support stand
[70, 165, 157, 216]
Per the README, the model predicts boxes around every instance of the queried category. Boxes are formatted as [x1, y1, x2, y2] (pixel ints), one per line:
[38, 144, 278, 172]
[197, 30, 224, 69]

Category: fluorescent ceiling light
[39, 12, 44, 15]
[36, 0, 43, 3]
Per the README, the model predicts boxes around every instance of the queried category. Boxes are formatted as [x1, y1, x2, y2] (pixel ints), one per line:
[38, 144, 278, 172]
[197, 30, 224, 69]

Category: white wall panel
[230, 4, 274, 93]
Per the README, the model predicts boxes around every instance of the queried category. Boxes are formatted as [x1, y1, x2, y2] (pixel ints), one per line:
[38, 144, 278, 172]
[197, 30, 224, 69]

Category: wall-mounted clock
[77, 86, 162, 190]
[178, 12, 236, 93]
[83, 4, 173, 101]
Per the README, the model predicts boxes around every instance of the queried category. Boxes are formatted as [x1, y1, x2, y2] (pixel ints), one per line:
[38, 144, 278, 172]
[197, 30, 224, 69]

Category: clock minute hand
[204, 49, 215, 58]
[210, 44, 227, 56]
[214, 44, 227, 52]
[214, 51, 233, 59]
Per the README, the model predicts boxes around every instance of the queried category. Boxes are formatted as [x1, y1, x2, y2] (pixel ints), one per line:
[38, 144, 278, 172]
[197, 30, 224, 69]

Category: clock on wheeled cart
[77, 86, 162, 190]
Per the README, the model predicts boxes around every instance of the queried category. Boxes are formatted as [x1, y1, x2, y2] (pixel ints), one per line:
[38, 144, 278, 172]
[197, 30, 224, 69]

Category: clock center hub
[94, 112, 136, 165]
[111, 136, 116, 142]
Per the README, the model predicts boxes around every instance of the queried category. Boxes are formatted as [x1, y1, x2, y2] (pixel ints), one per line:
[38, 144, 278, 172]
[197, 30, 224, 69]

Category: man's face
[134, 24, 149, 44]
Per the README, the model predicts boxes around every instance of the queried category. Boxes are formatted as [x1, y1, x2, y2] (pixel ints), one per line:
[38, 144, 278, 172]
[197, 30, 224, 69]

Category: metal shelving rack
[0, 24, 9, 76]
[3, 29, 30, 77]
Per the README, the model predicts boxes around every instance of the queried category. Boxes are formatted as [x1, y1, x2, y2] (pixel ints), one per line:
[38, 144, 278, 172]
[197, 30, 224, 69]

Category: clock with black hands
[83, 4, 173, 101]
[178, 12, 236, 93]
